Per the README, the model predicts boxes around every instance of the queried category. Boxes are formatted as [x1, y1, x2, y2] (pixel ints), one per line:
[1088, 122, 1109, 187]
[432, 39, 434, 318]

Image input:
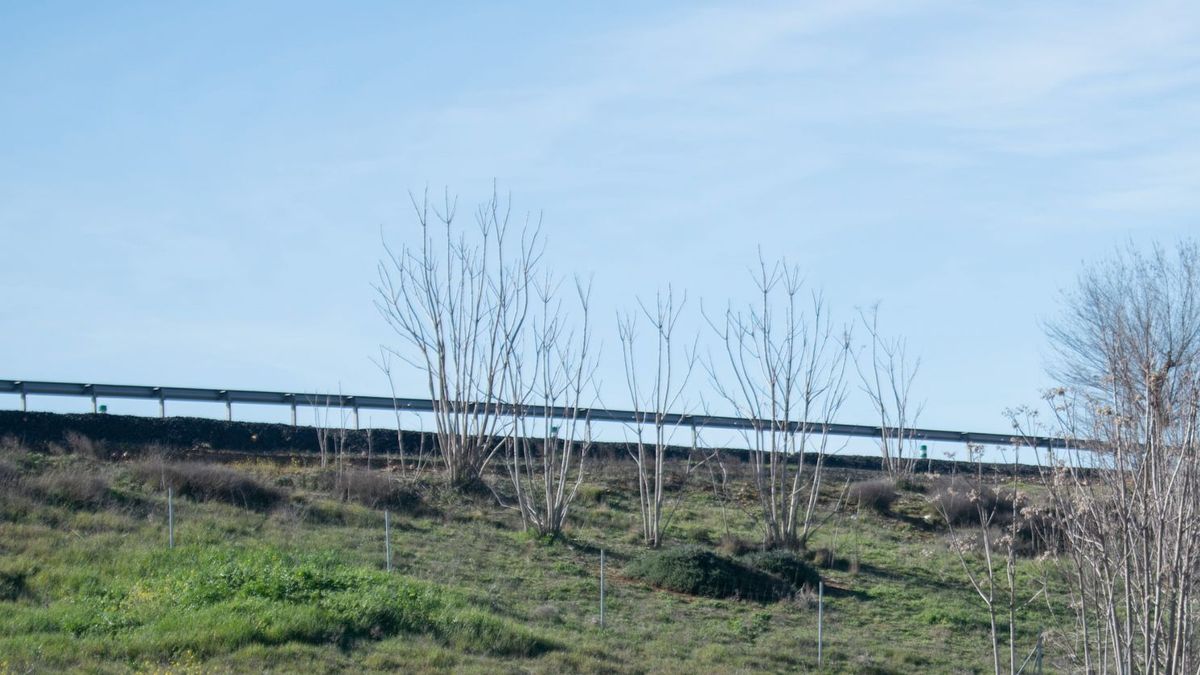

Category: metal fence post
[385, 510, 392, 572]
[818, 580, 824, 669]
[600, 548, 606, 629]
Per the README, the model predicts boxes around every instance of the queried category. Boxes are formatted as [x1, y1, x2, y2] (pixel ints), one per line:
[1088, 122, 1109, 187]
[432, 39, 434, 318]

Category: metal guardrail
[0, 378, 1070, 449]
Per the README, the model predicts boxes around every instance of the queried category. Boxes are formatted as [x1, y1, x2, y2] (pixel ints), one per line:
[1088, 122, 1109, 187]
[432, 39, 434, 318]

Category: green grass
[0, 449, 1071, 673]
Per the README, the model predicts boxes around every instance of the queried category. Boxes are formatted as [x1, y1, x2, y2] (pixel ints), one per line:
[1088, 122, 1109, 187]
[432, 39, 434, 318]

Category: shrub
[576, 484, 609, 504]
[849, 479, 899, 513]
[895, 475, 928, 494]
[928, 477, 1009, 526]
[321, 469, 424, 512]
[0, 435, 27, 456]
[717, 533, 754, 557]
[27, 471, 111, 509]
[0, 458, 20, 487]
[742, 550, 821, 590]
[64, 432, 104, 459]
[625, 546, 790, 601]
[131, 461, 283, 511]
[806, 547, 837, 569]
[0, 562, 33, 601]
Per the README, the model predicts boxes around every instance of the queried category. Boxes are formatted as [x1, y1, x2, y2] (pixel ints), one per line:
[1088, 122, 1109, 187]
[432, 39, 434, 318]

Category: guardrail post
[290, 399, 297, 427]
[91, 392, 98, 414]
[225, 398, 232, 421]
[19, 383, 26, 412]
[158, 390, 166, 418]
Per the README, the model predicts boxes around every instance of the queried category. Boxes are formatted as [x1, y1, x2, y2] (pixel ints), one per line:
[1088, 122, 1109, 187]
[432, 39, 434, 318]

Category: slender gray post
[354, 405, 360, 430]
[290, 401, 297, 427]
[168, 487, 175, 549]
[159, 394, 166, 418]
[600, 549, 606, 628]
[225, 399, 232, 421]
[384, 510, 392, 572]
[818, 580, 824, 669]
[19, 385, 26, 412]
[91, 394, 98, 414]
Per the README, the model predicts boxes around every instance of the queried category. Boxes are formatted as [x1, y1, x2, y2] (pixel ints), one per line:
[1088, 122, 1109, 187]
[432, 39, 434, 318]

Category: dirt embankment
[0, 409, 1047, 477]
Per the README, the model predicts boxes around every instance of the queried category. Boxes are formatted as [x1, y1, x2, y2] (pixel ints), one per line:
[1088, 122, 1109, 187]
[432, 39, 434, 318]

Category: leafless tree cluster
[855, 305, 923, 477]
[1027, 240, 1200, 674]
[309, 392, 349, 470]
[374, 187, 916, 548]
[619, 288, 699, 548]
[707, 256, 851, 550]
[375, 188, 539, 489]
[505, 276, 598, 536]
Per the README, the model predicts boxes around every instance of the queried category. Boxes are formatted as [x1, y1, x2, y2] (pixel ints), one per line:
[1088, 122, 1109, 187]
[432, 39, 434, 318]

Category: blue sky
[2, 1, 1198, 442]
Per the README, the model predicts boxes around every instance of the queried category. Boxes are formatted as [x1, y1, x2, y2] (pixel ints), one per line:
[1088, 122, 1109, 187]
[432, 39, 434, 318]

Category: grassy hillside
[0, 435, 1068, 673]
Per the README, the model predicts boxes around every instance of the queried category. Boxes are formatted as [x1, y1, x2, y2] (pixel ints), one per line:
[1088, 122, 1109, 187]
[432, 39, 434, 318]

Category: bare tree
[309, 392, 349, 470]
[505, 275, 598, 537]
[706, 256, 851, 550]
[935, 444, 1046, 675]
[1031, 240, 1200, 674]
[372, 347, 431, 479]
[619, 288, 698, 548]
[855, 305, 923, 477]
[375, 187, 540, 488]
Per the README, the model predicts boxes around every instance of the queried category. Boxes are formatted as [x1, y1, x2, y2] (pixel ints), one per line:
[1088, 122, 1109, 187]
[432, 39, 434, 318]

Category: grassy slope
[0, 447, 1067, 674]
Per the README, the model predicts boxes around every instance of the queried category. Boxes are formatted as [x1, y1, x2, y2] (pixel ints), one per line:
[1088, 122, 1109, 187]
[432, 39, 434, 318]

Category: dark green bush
[742, 550, 821, 590]
[0, 563, 32, 601]
[131, 461, 283, 511]
[625, 546, 789, 601]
